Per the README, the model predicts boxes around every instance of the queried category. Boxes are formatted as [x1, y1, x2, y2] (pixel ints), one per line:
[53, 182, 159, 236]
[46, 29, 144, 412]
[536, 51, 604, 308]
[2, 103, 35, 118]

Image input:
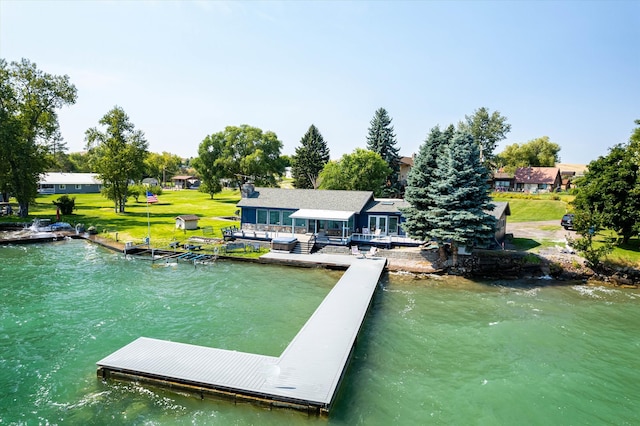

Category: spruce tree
[291, 124, 330, 189]
[366, 108, 401, 197]
[403, 129, 496, 264]
[431, 131, 496, 263]
[402, 126, 448, 241]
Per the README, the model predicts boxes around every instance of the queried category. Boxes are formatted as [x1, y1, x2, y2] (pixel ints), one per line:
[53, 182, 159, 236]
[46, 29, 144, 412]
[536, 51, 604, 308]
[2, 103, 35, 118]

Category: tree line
[6, 57, 638, 263]
[0, 57, 555, 219]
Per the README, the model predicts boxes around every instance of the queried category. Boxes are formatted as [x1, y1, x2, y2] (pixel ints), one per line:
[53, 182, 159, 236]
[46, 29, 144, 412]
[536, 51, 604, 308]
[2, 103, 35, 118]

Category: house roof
[488, 202, 510, 219]
[39, 172, 101, 185]
[363, 198, 410, 214]
[237, 188, 374, 212]
[400, 156, 414, 166]
[514, 167, 560, 184]
[171, 175, 198, 180]
[289, 209, 355, 221]
[175, 215, 200, 221]
[555, 163, 588, 175]
[492, 172, 513, 180]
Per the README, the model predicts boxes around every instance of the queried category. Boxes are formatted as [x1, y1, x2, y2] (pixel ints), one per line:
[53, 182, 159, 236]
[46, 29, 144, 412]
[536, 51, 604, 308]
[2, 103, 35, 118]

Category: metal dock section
[97, 257, 386, 414]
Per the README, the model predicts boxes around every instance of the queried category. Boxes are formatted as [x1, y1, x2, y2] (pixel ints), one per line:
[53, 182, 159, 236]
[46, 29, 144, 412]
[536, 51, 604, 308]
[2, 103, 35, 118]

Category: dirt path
[506, 220, 576, 243]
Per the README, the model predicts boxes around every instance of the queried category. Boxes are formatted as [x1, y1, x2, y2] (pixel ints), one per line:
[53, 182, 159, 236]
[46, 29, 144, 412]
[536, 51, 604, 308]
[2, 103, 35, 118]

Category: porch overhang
[289, 209, 355, 222]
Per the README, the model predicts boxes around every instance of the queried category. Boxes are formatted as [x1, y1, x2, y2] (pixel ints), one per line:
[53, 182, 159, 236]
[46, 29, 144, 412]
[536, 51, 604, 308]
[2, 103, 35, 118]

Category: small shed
[175, 215, 200, 230]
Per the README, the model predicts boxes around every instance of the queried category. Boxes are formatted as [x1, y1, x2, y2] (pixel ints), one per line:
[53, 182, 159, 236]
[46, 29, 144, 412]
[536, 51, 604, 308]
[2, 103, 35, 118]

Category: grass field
[2, 189, 638, 267]
[12, 189, 242, 247]
[492, 193, 572, 222]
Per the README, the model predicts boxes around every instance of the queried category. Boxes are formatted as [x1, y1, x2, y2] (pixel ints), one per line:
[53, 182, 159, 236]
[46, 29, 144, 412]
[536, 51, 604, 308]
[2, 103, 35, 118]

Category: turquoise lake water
[1, 240, 639, 425]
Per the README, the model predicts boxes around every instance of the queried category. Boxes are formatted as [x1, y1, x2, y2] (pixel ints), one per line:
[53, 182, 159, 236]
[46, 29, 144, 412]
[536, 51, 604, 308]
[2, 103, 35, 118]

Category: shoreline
[1, 230, 638, 287]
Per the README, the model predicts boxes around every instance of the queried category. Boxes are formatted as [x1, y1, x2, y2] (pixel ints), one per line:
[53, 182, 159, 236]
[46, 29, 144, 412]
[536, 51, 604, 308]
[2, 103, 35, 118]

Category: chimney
[241, 183, 255, 198]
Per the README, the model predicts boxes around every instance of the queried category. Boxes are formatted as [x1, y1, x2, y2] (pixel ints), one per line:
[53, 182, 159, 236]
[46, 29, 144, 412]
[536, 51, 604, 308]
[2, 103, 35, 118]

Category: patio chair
[366, 246, 378, 258]
[351, 245, 364, 258]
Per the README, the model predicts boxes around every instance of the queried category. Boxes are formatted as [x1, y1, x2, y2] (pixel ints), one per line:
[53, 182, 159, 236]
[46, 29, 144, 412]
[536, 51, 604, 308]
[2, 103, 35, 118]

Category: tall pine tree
[403, 130, 496, 264]
[366, 108, 401, 197]
[291, 124, 330, 189]
[402, 126, 449, 240]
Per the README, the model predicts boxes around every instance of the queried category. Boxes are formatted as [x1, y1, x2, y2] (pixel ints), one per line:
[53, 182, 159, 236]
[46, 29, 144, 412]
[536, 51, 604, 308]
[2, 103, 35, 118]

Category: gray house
[38, 173, 102, 194]
[236, 184, 412, 246]
[236, 184, 510, 249]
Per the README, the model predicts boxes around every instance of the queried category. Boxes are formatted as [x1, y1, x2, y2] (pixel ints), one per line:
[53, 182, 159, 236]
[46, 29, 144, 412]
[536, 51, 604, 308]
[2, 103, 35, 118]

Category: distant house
[38, 173, 102, 194]
[175, 215, 200, 230]
[142, 177, 159, 186]
[491, 172, 515, 192]
[399, 156, 414, 185]
[514, 167, 561, 193]
[171, 175, 200, 190]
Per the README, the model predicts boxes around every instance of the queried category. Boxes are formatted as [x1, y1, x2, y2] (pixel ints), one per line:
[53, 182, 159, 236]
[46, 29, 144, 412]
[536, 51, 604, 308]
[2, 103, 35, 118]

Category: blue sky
[2, 1, 638, 165]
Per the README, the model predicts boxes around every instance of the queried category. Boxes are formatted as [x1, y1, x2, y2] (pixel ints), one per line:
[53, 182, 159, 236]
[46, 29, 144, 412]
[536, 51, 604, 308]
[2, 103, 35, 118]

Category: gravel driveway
[506, 220, 576, 243]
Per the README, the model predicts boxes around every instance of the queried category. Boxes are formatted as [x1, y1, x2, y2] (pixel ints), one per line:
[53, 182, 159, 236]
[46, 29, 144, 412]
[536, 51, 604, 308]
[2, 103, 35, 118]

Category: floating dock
[97, 256, 386, 414]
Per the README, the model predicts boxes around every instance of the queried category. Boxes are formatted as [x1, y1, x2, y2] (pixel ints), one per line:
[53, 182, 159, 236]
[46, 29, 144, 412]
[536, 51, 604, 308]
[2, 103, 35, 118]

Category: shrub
[52, 195, 76, 215]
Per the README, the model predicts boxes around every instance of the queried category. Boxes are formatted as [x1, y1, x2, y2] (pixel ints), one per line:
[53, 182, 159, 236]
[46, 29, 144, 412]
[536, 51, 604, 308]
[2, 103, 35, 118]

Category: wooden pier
[97, 256, 386, 414]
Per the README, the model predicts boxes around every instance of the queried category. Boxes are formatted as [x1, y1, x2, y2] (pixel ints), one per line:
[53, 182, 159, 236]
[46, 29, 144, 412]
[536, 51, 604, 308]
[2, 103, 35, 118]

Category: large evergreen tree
[403, 130, 496, 264]
[366, 108, 401, 197]
[402, 126, 449, 240]
[291, 124, 330, 189]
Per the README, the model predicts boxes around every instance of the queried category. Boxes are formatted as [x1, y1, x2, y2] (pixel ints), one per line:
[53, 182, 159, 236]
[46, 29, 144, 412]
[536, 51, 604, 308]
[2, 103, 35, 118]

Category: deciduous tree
[318, 148, 390, 195]
[145, 151, 183, 185]
[291, 124, 330, 189]
[496, 136, 561, 173]
[196, 125, 285, 189]
[572, 121, 640, 243]
[192, 135, 224, 199]
[366, 108, 402, 197]
[460, 107, 511, 167]
[85, 106, 148, 213]
[0, 58, 77, 216]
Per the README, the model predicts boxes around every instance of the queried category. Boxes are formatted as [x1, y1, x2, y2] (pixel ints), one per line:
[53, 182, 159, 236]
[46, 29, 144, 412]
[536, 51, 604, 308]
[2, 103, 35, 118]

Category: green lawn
[3, 189, 639, 267]
[493, 194, 571, 222]
[11, 189, 242, 247]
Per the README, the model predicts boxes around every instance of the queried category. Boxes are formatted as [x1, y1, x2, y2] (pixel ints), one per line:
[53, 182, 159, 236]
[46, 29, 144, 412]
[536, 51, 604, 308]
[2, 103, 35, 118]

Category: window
[368, 215, 387, 234]
[282, 210, 294, 226]
[75, 184, 82, 190]
[389, 216, 399, 235]
[58, 184, 66, 190]
[257, 209, 267, 224]
[269, 210, 280, 225]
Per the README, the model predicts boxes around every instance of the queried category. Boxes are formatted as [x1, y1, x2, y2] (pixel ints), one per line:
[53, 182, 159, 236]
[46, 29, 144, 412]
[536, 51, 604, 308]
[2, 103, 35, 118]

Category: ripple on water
[2, 240, 640, 425]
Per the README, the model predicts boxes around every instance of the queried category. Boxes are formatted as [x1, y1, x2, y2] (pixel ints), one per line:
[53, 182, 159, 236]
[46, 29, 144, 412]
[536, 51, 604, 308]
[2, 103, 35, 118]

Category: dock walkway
[97, 255, 386, 414]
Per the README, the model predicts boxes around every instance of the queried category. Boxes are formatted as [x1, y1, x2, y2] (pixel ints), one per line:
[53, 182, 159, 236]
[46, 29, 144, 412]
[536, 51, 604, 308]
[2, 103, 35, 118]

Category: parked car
[561, 214, 575, 230]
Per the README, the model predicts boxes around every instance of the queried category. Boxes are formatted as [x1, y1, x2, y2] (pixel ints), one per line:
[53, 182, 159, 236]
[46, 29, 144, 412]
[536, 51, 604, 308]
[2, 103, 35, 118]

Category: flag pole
[146, 196, 151, 247]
